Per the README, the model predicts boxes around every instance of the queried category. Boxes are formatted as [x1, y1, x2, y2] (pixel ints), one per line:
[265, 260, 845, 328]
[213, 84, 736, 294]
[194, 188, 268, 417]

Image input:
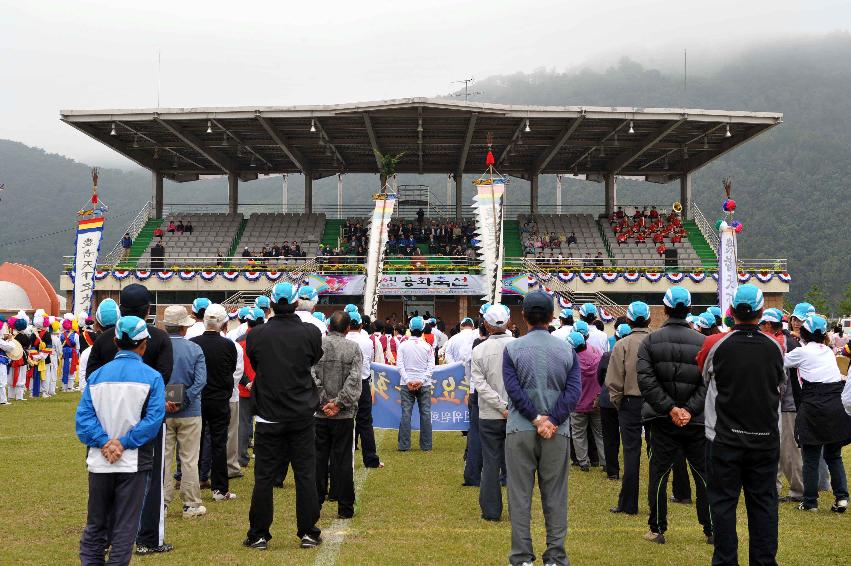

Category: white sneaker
[183, 505, 207, 517]
[212, 490, 237, 501]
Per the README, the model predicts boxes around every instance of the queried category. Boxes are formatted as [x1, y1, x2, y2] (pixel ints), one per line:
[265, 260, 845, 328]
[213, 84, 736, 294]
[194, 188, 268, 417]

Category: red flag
[486, 150, 495, 167]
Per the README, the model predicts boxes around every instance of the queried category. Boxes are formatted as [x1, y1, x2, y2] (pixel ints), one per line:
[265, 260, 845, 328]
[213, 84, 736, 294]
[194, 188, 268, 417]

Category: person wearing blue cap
[0, 320, 19, 405]
[254, 295, 272, 320]
[568, 329, 606, 474]
[296, 286, 327, 335]
[77, 299, 122, 392]
[445, 316, 482, 485]
[76, 315, 165, 566]
[596, 322, 631, 481]
[345, 310, 384, 469]
[605, 301, 651, 515]
[502, 290, 580, 566]
[783, 315, 850, 513]
[707, 306, 723, 329]
[244, 281, 324, 551]
[226, 306, 252, 342]
[236, 307, 266, 470]
[396, 316, 436, 452]
[696, 283, 785, 565]
[579, 303, 610, 353]
[636, 286, 711, 545]
[552, 308, 574, 341]
[695, 312, 720, 337]
[789, 302, 815, 337]
[85, 283, 174, 555]
[185, 297, 212, 340]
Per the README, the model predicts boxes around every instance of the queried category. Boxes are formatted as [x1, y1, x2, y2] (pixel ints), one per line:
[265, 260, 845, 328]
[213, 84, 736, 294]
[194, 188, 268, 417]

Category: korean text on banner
[73, 216, 105, 316]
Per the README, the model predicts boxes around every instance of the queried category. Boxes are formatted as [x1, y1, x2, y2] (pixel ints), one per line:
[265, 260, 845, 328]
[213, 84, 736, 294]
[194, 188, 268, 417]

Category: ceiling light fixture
[250, 154, 256, 167]
[133, 135, 139, 148]
[206, 120, 213, 134]
[310, 119, 316, 133]
[524, 119, 531, 133]
[725, 124, 732, 138]
[110, 122, 117, 136]
[628, 121, 635, 135]
[703, 135, 708, 149]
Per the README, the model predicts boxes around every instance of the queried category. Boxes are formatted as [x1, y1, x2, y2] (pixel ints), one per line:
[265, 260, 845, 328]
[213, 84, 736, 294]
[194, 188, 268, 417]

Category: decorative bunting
[243, 271, 263, 282]
[134, 270, 152, 281]
[112, 269, 130, 281]
[578, 272, 598, 283]
[178, 270, 196, 281]
[265, 270, 284, 282]
[557, 272, 575, 283]
[665, 272, 685, 283]
[644, 272, 663, 283]
[222, 270, 240, 281]
[94, 270, 109, 281]
[199, 270, 217, 281]
[623, 272, 641, 283]
[600, 272, 619, 283]
[687, 272, 707, 283]
[156, 270, 174, 281]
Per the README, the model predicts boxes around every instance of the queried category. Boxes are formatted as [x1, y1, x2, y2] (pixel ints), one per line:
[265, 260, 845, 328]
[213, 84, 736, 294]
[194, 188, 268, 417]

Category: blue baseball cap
[792, 302, 815, 321]
[254, 296, 271, 309]
[312, 312, 326, 323]
[663, 286, 691, 308]
[559, 308, 574, 320]
[760, 308, 783, 324]
[95, 299, 121, 327]
[297, 286, 318, 301]
[345, 304, 359, 314]
[696, 312, 716, 329]
[479, 302, 492, 316]
[707, 306, 722, 319]
[579, 303, 598, 317]
[522, 290, 553, 314]
[615, 323, 632, 339]
[732, 284, 764, 313]
[191, 297, 210, 314]
[115, 316, 150, 342]
[348, 311, 363, 325]
[627, 301, 650, 322]
[573, 320, 589, 337]
[460, 317, 475, 327]
[567, 331, 585, 348]
[409, 316, 425, 331]
[270, 282, 298, 305]
[803, 314, 827, 335]
[237, 306, 250, 321]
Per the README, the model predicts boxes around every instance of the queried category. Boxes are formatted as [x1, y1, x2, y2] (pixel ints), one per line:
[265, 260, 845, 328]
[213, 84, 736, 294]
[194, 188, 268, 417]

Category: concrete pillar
[227, 174, 238, 214]
[304, 174, 313, 214]
[459, 295, 468, 322]
[530, 173, 539, 215]
[679, 173, 692, 220]
[455, 173, 463, 222]
[152, 171, 164, 218]
[604, 173, 617, 217]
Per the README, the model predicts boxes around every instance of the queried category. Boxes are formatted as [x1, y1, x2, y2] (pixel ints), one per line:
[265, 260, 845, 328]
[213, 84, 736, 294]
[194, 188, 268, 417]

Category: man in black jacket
[190, 303, 238, 502]
[85, 283, 175, 555]
[697, 285, 785, 566]
[244, 282, 324, 551]
[637, 286, 711, 545]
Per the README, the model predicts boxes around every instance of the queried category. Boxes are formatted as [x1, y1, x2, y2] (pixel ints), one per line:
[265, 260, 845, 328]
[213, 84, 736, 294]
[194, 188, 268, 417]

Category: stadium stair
[119, 218, 161, 269]
[227, 218, 249, 261]
[322, 219, 345, 249]
[502, 220, 523, 258]
[683, 220, 717, 268]
[595, 220, 615, 259]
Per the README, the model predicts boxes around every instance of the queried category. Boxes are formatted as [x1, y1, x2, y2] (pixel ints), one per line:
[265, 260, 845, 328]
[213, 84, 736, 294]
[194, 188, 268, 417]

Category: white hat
[203, 303, 228, 325]
[483, 304, 510, 329]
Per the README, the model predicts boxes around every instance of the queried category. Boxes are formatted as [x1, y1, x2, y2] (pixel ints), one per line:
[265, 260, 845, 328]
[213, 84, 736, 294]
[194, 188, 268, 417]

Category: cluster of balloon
[716, 179, 743, 233]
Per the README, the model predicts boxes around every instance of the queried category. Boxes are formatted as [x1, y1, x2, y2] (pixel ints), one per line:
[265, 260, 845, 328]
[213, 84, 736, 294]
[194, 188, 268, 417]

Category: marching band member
[9, 315, 31, 401]
[60, 318, 79, 392]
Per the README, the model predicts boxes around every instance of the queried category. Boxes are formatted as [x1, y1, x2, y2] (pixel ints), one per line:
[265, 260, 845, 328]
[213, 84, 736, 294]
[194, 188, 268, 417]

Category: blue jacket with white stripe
[76, 350, 165, 473]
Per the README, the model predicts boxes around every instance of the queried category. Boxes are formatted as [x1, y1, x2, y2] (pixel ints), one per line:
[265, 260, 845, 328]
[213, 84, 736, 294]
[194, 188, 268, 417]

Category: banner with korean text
[717, 225, 738, 317]
[72, 216, 105, 316]
[370, 362, 469, 431]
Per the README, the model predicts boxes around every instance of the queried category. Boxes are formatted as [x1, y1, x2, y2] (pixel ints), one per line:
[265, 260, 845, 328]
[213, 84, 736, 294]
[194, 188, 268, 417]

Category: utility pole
[451, 78, 482, 101]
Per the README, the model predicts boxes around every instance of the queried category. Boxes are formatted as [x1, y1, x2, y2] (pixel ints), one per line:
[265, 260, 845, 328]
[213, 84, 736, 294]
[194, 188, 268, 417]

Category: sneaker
[706, 534, 714, 545]
[831, 499, 848, 513]
[243, 537, 268, 550]
[135, 544, 174, 555]
[183, 505, 207, 518]
[643, 531, 666, 544]
[212, 490, 237, 501]
[797, 502, 818, 512]
[300, 534, 322, 549]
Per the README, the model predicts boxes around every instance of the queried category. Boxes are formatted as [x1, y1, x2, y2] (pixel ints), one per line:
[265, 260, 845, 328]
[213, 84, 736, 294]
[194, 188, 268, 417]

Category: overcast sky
[2, 0, 848, 167]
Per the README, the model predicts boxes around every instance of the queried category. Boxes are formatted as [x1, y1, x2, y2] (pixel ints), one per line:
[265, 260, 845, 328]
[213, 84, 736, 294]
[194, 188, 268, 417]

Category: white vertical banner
[282, 174, 288, 213]
[363, 194, 397, 319]
[717, 225, 738, 316]
[556, 174, 562, 215]
[73, 216, 106, 316]
[337, 173, 343, 218]
[471, 177, 507, 305]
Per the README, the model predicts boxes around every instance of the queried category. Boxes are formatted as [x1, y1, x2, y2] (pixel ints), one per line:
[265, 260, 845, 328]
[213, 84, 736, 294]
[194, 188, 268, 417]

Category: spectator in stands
[656, 243, 667, 257]
[241, 246, 252, 258]
[594, 252, 605, 268]
[185, 221, 193, 235]
[176, 221, 185, 234]
[121, 232, 133, 259]
[151, 242, 165, 271]
[167, 220, 176, 234]
[566, 232, 577, 247]
[416, 208, 425, 226]
[154, 226, 164, 241]
[216, 251, 224, 267]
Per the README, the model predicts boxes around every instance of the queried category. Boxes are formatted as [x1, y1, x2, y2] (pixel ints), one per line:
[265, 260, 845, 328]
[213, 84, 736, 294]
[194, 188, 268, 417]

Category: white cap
[483, 304, 510, 329]
[203, 303, 229, 325]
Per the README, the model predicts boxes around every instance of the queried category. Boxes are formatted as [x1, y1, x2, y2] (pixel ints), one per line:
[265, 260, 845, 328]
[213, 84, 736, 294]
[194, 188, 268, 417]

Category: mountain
[1, 34, 848, 310]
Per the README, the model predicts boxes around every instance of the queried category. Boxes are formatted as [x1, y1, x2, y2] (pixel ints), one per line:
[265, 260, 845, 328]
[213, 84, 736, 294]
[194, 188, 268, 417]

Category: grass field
[1, 393, 849, 565]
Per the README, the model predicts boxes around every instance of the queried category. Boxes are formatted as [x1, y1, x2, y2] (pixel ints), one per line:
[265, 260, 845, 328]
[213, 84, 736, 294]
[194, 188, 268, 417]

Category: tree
[374, 150, 405, 191]
[803, 285, 830, 316]
[838, 283, 851, 316]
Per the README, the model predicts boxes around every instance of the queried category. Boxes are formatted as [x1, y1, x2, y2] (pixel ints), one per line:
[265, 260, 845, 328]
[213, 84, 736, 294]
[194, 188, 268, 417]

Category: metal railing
[66, 255, 787, 275]
[691, 203, 720, 254]
[102, 201, 153, 264]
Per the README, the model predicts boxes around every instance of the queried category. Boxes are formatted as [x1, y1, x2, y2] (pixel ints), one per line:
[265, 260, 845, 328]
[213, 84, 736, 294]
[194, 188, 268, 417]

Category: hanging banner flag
[363, 193, 397, 319]
[370, 362, 469, 431]
[72, 216, 105, 317]
[471, 175, 507, 305]
[717, 225, 738, 316]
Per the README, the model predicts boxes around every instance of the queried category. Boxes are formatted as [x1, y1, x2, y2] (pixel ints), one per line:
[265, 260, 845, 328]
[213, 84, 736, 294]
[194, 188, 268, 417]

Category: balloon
[735, 223, 744, 234]
[722, 199, 737, 212]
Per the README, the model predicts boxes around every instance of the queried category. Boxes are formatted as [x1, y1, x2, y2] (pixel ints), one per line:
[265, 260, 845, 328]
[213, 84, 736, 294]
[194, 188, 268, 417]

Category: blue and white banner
[370, 362, 469, 431]
[72, 216, 105, 316]
[717, 226, 738, 317]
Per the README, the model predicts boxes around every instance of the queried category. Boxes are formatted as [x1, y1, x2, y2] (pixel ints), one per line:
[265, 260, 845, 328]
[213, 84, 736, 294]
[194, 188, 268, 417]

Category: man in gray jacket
[470, 304, 514, 521]
[314, 311, 363, 519]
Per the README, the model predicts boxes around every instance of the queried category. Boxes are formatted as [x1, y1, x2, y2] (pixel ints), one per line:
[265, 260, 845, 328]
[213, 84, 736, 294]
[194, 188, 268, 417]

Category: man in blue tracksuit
[76, 316, 165, 566]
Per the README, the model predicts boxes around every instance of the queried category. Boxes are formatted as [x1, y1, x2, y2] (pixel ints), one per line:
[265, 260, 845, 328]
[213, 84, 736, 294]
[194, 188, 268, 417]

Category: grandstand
[137, 213, 242, 267]
[238, 213, 325, 258]
[517, 214, 608, 262]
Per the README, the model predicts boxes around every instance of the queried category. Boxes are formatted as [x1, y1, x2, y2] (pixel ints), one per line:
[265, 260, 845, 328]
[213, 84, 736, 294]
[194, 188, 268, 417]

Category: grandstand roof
[61, 98, 782, 182]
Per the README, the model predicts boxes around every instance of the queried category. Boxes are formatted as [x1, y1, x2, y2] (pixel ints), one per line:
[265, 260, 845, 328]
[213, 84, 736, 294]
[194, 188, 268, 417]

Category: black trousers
[248, 419, 320, 541]
[706, 440, 779, 566]
[479, 418, 507, 520]
[463, 392, 483, 486]
[315, 417, 355, 516]
[202, 399, 230, 494]
[671, 450, 692, 500]
[646, 419, 711, 536]
[600, 406, 620, 477]
[616, 396, 643, 514]
[355, 380, 381, 467]
[80, 472, 147, 566]
[238, 396, 256, 467]
[135, 425, 166, 548]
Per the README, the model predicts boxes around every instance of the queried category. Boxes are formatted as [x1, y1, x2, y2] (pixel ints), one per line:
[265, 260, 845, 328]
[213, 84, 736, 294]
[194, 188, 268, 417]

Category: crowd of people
[610, 205, 687, 256]
[3, 282, 850, 565]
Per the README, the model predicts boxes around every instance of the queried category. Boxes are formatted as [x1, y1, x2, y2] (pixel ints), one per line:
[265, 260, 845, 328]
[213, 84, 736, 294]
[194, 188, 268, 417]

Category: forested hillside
[1, 34, 848, 309]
